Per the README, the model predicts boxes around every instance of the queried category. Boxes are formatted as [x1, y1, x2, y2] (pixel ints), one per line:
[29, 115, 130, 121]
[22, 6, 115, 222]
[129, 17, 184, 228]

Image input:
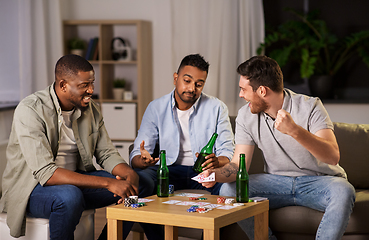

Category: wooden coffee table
[107, 194, 269, 240]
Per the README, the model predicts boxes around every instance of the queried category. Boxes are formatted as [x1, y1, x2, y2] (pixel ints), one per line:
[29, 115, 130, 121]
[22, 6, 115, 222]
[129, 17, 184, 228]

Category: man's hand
[114, 175, 138, 204]
[140, 140, 159, 167]
[199, 169, 217, 188]
[196, 153, 220, 170]
[274, 109, 298, 136]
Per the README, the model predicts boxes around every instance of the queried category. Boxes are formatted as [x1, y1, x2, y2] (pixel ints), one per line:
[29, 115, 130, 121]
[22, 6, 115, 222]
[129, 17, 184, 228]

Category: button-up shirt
[130, 90, 235, 165]
[0, 84, 124, 237]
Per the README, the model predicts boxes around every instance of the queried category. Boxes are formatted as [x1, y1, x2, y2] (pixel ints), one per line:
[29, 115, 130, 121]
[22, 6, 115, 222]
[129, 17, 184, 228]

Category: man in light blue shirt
[130, 54, 234, 196]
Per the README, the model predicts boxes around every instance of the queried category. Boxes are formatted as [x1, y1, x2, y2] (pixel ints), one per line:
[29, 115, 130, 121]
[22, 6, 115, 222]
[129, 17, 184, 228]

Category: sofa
[131, 120, 369, 240]
[246, 121, 369, 240]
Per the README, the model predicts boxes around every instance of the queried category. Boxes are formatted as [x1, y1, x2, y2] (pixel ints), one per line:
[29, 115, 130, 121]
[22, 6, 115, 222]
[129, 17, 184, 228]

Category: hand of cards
[191, 172, 215, 183]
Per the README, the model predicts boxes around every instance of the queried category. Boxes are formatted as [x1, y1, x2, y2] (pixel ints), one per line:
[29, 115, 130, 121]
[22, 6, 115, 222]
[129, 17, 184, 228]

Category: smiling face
[58, 70, 95, 111]
[239, 75, 268, 114]
[173, 65, 207, 110]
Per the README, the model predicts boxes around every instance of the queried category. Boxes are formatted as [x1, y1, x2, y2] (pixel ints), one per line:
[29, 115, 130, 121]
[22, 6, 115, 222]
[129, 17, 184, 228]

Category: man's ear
[59, 79, 67, 92]
[258, 86, 267, 97]
[173, 72, 178, 85]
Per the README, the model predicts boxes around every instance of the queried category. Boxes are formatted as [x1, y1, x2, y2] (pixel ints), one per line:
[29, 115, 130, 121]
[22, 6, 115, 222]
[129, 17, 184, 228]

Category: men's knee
[330, 179, 356, 207]
[219, 183, 236, 197]
[136, 170, 156, 197]
[54, 185, 85, 211]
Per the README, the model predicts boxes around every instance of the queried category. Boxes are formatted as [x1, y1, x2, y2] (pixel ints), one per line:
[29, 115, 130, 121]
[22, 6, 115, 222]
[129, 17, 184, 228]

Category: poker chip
[196, 207, 210, 213]
[225, 198, 235, 204]
[217, 197, 226, 203]
[129, 196, 139, 204]
[124, 197, 135, 207]
[169, 185, 174, 195]
[189, 197, 198, 200]
[131, 203, 140, 208]
[187, 208, 196, 212]
[138, 202, 146, 207]
[198, 197, 207, 200]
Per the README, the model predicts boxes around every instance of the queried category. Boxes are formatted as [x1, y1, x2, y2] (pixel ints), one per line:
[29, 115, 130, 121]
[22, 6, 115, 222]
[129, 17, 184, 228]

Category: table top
[106, 194, 269, 230]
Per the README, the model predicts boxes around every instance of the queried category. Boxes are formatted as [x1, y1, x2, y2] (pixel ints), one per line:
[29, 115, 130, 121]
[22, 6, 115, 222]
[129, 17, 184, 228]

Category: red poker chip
[217, 197, 226, 203]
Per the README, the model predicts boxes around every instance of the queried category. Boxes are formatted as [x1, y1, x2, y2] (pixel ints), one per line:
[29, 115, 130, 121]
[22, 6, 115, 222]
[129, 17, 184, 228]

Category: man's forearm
[218, 156, 231, 167]
[45, 168, 112, 188]
[214, 162, 238, 183]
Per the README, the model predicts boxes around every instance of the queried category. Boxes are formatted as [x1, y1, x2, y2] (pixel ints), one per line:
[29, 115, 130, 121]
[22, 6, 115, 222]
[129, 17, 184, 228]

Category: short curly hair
[55, 54, 93, 81]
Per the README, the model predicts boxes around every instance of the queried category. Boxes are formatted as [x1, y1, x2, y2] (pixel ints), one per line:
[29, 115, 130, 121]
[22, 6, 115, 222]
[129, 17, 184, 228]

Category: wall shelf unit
[63, 19, 152, 160]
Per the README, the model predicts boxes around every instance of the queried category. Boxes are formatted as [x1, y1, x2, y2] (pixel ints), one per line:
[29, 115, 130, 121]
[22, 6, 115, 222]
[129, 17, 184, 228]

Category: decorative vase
[70, 49, 84, 57]
[113, 88, 124, 100]
[308, 75, 333, 99]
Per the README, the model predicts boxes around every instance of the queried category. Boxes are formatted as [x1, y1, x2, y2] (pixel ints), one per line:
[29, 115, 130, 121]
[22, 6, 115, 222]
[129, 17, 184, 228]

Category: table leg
[254, 211, 268, 240]
[164, 225, 178, 240]
[203, 228, 219, 240]
[107, 218, 123, 240]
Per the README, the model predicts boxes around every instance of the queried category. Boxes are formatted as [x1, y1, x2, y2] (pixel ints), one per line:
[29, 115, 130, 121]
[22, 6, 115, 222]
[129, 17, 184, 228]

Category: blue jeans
[135, 164, 222, 197]
[220, 174, 355, 240]
[27, 170, 134, 240]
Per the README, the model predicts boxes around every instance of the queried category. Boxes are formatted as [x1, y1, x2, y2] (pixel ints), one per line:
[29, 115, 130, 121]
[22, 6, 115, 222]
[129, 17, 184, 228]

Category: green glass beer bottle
[157, 150, 169, 197]
[193, 133, 218, 173]
[236, 153, 249, 203]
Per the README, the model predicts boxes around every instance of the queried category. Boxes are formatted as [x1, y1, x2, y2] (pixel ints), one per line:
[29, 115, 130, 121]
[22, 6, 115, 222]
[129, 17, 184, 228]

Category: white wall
[62, 0, 173, 100]
[324, 103, 369, 125]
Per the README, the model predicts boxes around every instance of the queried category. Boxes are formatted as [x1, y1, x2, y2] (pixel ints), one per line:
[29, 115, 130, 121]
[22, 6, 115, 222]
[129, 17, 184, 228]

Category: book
[92, 38, 99, 60]
[85, 38, 94, 60]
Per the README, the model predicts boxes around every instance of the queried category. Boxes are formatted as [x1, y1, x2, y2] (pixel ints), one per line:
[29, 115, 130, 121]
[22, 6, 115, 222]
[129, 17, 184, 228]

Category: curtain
[18, 0, 63, 99]
[170, 0, 264, 116]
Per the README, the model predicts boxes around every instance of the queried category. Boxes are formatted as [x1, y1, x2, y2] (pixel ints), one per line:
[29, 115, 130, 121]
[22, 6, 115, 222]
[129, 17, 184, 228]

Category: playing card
[191, 172, 215, 182]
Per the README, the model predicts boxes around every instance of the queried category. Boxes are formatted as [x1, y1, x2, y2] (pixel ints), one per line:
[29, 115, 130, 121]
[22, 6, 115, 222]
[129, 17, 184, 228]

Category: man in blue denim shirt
[129, 54, 234, 196]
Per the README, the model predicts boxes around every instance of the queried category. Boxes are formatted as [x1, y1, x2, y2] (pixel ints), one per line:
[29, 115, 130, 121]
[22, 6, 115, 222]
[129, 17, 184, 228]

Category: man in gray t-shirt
[202, 56, 355, 240]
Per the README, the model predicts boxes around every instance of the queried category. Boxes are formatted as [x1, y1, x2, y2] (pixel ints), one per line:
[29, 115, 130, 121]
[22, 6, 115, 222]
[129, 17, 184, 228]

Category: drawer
[113, 141, 133, 164]
[101, 103, 136, 140]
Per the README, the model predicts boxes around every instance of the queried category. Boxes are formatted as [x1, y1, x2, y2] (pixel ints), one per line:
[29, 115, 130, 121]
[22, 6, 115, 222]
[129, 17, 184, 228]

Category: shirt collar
[281, 89, 292, 113]
[262, 88, 291, 120]
[50, 82, 81, 119]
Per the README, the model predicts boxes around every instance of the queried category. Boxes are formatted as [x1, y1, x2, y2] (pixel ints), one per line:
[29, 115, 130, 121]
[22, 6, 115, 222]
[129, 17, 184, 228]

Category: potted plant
[68, 37, 86, 57]
[112, 78, 126, 100]
[257, 8, 369, 98]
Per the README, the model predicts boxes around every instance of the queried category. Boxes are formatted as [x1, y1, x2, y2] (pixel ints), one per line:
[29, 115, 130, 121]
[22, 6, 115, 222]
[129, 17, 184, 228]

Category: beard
[68, 94, 91, 112]
[249, 96, 268, 114]
[175, 89, 198, 104]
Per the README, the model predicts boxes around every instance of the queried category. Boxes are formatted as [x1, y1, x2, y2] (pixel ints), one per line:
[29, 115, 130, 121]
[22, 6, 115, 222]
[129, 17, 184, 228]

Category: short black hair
[237, 55, 284, 93]
[177, 54, 209, 74]
[55, 54, 93, 81]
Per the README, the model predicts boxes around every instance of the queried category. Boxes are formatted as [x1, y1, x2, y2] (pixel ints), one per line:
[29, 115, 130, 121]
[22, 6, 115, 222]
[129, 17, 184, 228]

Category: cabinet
[63, 20, 152, 158]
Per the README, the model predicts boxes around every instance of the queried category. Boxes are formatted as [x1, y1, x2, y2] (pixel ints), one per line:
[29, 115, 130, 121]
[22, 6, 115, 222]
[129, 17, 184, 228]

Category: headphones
[111, 37, 131, 61]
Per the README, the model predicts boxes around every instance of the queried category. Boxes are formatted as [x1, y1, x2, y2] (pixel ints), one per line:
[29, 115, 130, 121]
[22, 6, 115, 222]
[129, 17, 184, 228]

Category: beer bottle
[193, 133, 218, 173]
[236, 153, 249, 203]
[157, 150, 169, 197]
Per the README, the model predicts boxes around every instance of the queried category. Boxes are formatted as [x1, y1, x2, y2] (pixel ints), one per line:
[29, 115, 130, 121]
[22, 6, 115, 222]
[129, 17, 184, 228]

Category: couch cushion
[333, 122, 369, 189]
[269, 190, 369, 236]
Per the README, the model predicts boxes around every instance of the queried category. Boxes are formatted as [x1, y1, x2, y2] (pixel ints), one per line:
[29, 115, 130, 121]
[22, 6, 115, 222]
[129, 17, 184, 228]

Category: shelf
[63, 19, 152, 139]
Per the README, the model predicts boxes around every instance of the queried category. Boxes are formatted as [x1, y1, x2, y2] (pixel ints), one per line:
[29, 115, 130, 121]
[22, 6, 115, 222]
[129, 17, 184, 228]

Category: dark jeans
[135, 164, 222, 198]
[27, 170, 162, 240]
